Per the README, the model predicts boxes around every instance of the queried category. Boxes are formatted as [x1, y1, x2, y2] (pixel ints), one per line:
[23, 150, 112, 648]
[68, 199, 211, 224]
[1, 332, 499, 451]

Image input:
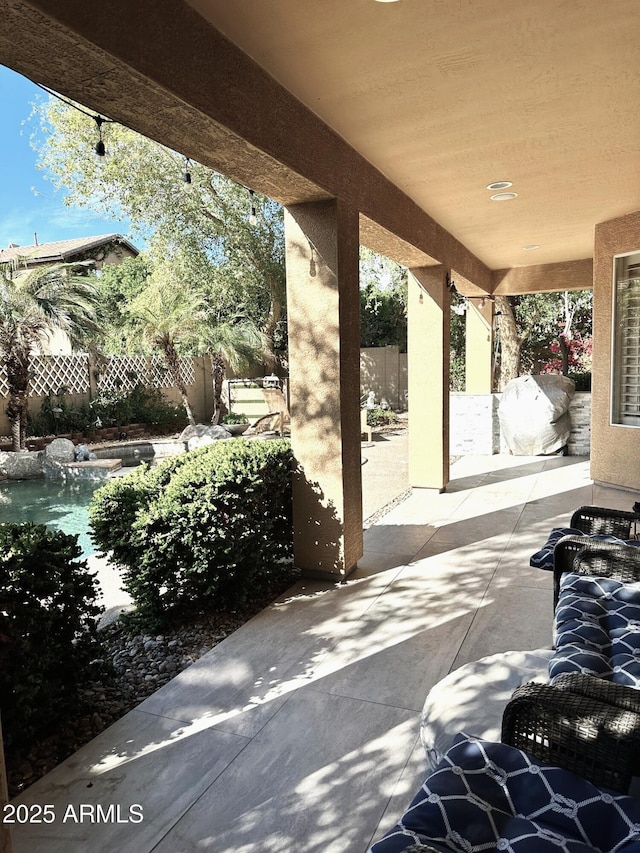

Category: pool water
[0, 478, 101, 557]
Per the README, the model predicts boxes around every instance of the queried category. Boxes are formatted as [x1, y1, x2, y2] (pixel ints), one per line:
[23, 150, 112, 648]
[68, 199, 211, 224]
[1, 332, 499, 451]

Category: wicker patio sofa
[503, 535, 640, 794]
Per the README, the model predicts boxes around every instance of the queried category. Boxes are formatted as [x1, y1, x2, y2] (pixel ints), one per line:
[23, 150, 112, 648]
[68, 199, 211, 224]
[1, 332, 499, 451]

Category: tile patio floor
[9, 453, 637, 853]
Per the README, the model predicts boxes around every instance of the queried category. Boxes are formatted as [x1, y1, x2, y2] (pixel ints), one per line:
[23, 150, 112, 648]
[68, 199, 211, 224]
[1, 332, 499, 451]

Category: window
[612, 252, 640, 426]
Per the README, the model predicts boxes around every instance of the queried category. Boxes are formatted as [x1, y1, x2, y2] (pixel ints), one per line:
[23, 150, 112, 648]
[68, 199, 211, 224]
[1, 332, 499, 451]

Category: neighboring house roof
[0, 233, 139, 267]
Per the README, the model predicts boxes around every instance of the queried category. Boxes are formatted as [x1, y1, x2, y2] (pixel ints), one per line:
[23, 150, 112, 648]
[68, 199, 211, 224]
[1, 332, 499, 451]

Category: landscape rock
[44, 437, 76, 463]
[74, 443, 92, 461]
[0, 450, 43, 480]
[179, 423, 231, 449]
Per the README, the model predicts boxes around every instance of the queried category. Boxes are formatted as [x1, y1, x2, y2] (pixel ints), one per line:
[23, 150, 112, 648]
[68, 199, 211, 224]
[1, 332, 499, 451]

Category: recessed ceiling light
[374, 0, 400, 3]
[523, 244, 540, 250]
[486, 181, 513, 191]
[490, 192, 518, 201]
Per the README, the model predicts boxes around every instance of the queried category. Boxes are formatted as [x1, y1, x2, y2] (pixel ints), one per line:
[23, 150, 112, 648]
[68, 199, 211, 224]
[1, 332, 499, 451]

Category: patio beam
[2, 0, 491, 288]
[491, 259, 593, 295]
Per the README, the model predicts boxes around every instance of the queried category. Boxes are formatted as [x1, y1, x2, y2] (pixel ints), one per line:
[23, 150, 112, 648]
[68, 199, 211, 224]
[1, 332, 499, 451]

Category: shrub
[568, 371, 592, 392]
[366, 406, 398, 427]
[27, 391, 93, 437]
[222, 412, 249, 424]
[89, 439, 293, 624]
[27, 384, 186, 437]
[90, 383, 185, 431]
[0, 523, 103, 751]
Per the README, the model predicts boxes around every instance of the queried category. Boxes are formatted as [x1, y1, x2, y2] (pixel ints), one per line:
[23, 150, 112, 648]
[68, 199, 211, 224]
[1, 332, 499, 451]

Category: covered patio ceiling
[187, 0, 640, 272]
[1, 0, 639, 285]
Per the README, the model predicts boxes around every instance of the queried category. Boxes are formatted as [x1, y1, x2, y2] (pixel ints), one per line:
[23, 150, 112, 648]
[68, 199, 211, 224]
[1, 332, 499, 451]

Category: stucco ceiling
[184, 0, 640, 271]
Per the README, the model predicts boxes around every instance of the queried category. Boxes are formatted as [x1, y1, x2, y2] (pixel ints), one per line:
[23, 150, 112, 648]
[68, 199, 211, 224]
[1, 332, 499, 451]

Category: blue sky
[0, 64, 131, 251]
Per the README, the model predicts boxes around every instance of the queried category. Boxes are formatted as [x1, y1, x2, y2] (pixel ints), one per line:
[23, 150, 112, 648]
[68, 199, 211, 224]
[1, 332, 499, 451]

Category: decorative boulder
[74, 443, 92, 461]
[0, 450, 43, 480]
[498, 374, 575, 455]
[179, 424, 231, 450]
[44, 438, 76, 464]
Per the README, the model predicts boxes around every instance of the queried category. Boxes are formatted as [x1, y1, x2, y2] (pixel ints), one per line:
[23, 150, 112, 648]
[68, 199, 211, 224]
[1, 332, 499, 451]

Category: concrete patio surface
[9, 452, 637, 853]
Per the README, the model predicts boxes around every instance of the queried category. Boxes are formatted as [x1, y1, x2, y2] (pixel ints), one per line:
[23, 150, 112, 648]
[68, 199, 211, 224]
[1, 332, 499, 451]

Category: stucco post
[407, 266, 450, 491]
[284, 199, 363, 578]
[465, 299, 494, 393]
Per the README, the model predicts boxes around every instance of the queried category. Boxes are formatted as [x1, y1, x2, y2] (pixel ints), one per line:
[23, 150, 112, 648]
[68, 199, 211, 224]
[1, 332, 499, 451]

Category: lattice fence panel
[150, 356, 196, 388]
[0, 354, 199, 400]
[98, 356, 150, 392]
[0, 357, 88, 398]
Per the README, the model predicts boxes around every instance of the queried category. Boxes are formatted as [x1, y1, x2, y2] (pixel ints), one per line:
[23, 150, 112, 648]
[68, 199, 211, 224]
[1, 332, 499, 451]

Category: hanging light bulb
[94, 115, 106, 158]
[182, 156, 193, 188]
[248, 189, 258, 226]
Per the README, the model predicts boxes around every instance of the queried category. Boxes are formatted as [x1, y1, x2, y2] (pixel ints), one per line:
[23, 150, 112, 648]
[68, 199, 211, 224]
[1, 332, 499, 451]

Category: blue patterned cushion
[529, 527, 584, 570]
[369, 734, 640, 853]
[550, 573, 640, 687]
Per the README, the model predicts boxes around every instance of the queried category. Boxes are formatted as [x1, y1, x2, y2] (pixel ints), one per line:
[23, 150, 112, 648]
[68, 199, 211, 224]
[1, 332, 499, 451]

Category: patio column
[465, 299, 494, 392]
[407, 266, 450, 491]
[284, 199, 363, 579]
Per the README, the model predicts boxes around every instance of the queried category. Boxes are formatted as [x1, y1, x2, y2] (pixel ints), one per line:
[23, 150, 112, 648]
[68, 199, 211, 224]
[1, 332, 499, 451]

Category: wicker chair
[505, 532, 640, 791]
[502, 674, 640, 792]
[553, 536, 640, 608]
[569, 505, 639, 538]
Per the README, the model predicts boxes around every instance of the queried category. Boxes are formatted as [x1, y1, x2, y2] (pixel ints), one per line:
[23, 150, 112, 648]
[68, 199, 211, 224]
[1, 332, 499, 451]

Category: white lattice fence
[98, 356, 150, 392]
[0, 354, 199, 401]
[97, 355, 196, 391]
[150, 356, 195, 388]
[0, 354, 90, 397]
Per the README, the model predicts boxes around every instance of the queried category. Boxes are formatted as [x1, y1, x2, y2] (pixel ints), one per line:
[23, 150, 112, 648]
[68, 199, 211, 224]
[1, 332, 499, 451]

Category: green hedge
[89, 439, 293, 624]
[366, 406, 398, 427]
[0, 523, 103, 751]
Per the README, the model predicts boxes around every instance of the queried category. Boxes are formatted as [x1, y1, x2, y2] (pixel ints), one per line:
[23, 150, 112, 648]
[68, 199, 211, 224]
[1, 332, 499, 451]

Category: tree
[94, 255, 152, 354]
[34, 98, 286, 367]
[123, 251, 269, 425]
[125, 258, 207, 426]
[0, 263, 98, 450]
[493, 290, 592, 390]
[359, 248, 407, 350]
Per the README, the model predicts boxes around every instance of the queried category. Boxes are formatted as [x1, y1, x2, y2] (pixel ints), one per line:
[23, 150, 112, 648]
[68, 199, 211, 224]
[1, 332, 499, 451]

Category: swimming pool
[0, 478, 101, 557]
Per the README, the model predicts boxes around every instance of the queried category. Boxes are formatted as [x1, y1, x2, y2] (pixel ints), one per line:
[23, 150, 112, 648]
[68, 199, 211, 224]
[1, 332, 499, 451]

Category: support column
[408, 266, 450, 491]
[284, 199, 362, 579]
[465, 299, 494, 393]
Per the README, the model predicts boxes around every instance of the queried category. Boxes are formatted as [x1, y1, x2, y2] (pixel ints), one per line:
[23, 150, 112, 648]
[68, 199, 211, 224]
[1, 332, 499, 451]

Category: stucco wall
[591, 210, 640, 490]
[360, 346, 408, 410]
[450, 392, 591, 457]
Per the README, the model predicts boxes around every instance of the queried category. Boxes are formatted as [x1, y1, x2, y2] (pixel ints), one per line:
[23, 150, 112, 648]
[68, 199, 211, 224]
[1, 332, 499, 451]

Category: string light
[94, 116, 106, 157]
[248, 189, 258, 226]
[30, 80, 116, 161]
[182, 156, 193, 187]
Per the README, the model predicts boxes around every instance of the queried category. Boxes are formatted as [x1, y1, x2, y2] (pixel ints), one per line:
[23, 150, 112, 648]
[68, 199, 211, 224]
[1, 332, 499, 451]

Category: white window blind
[613, 257, 640, 426]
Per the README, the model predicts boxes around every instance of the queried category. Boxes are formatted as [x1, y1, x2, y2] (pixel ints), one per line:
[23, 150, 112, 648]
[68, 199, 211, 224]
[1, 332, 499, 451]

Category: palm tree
[128, 255, 270, 427]
[126, 263, 207, 426]
[0, 263, 99, 451]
